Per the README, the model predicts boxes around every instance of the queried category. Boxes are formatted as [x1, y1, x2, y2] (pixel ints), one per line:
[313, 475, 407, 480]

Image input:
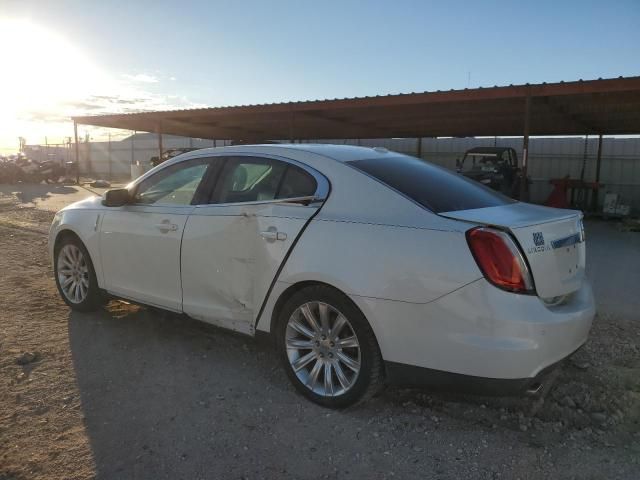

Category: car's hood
[60, 194, 103, 212]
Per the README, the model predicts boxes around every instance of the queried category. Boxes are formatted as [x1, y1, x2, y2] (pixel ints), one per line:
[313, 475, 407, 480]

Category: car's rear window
[349, 155, 515, 213]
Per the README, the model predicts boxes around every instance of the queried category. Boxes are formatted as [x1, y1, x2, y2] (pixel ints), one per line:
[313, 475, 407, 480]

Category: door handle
[260, 230, 287, 241]
[155, 221, 178, 233]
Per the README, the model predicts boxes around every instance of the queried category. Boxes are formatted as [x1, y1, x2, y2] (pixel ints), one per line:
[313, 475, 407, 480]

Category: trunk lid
[442, 203, 585, 299]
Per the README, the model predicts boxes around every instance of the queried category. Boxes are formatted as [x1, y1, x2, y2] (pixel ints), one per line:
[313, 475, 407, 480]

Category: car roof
[136, 143, 399, 190]
[179, 143, 395, 163]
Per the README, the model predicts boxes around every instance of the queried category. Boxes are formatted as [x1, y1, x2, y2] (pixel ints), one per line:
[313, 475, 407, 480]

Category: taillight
[466, 227, 534, 294]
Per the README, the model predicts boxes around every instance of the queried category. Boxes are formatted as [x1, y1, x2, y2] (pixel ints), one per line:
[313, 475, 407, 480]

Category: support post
[289, 111, 294, 142]
[417, 137, 422, 159]
[157, 124, 163, 160]
[131, 130, 135, 166]
[86, 132, 92, 176]
[107, 132, 112, 180]
[580, 134, 589, 181]
[73, 121, 80, 184]
[592, 134, 603, 211]
[520, 93, 531, 201]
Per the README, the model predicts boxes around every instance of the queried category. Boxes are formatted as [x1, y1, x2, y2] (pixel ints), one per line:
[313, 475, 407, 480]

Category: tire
[54, 235, 103, 312]
[275, 285, 384, 408]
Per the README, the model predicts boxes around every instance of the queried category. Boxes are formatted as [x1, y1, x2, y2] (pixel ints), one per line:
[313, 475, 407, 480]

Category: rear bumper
[385, 346, 578, 396]
[351, 278, 595, 382]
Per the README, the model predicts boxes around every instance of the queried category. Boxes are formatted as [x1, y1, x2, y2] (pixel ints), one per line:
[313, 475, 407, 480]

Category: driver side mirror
[102, 188, 130, 207]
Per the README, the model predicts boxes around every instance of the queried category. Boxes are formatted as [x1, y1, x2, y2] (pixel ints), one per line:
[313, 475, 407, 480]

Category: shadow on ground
[586, 219, 640, 320]
[68, 305, 314, 479]
[0, 184, 78, 205]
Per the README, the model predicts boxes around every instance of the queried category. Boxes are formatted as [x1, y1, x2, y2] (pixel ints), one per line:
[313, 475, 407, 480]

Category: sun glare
[0, 18, 107, 149]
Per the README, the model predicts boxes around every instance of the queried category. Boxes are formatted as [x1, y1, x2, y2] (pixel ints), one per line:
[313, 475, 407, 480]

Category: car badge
[532, 232, 545, 247]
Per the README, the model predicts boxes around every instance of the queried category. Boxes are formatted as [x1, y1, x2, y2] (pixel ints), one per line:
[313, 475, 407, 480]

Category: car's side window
[209, 157, 320, 205]
[134, 159, 210, 206]
[277, 164, 317, 199]
[210, 157, 286, 204]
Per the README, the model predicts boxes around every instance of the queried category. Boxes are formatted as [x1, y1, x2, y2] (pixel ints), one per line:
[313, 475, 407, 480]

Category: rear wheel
[276, 285, 384, 408]
[54, 235, 103, 311]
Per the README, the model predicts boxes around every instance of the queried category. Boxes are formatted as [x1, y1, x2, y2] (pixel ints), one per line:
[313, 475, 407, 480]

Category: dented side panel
[181, 203, 316, 334]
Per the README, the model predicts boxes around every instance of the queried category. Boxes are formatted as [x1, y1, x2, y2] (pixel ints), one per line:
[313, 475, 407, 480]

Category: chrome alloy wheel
[285, 301, 361, 397]
[57, 244, 89, 304]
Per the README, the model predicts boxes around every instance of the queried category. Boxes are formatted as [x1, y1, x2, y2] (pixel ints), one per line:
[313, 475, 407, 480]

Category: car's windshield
[462, 154, 504, 171]
[349, 155, 515, 213]
[136, 162, 209, 205]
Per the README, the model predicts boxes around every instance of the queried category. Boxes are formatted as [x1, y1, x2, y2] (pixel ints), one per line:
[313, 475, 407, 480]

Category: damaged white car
[49, 145, 595, 407]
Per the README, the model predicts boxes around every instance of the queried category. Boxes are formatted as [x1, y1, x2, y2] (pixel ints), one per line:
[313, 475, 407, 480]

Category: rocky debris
[619, 217, 640, 232]
[15, 351, 40, 365]
[90, 179, 111, 188]
[590, 412, 608, 425]
[0, 191, 19, 207]
[570, 359, 591, 370]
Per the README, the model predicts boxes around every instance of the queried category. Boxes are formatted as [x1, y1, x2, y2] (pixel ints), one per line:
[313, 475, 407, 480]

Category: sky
[0, 0, 639, 152]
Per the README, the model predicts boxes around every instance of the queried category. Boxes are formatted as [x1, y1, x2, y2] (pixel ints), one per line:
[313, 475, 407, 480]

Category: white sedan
[49, 144, 595, 407]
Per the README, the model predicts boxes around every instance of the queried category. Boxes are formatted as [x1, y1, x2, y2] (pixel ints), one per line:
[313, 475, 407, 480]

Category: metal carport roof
[72, 76, 640, 141]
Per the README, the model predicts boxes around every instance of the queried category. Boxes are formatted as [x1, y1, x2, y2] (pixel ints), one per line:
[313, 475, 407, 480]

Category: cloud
[19, 111, 70, 123]
[122, 73, 159, 83]
[5, 72, 205, 147]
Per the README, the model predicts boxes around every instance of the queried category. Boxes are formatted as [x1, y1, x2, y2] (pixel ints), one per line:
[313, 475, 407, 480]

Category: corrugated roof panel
[73, 76, 640, 139]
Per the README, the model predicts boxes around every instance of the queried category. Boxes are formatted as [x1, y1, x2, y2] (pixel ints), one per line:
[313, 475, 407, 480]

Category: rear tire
[54, 235, 103, 312]
[276, 285, 384, 408]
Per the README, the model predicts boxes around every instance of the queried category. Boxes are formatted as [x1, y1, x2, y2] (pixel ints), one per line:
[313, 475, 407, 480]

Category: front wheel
[276, 285, 384, 408]
[54, 236, 103, 311]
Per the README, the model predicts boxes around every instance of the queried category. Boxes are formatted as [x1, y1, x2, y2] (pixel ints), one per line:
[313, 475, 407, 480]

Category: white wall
[74, 134, 231, 179]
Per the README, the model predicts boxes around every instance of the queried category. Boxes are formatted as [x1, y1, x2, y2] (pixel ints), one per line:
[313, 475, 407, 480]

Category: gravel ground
[0, 198, 639, 479]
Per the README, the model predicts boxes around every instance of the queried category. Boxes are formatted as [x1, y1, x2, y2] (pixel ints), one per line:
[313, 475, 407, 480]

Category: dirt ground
[0, 188, 639, 479]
